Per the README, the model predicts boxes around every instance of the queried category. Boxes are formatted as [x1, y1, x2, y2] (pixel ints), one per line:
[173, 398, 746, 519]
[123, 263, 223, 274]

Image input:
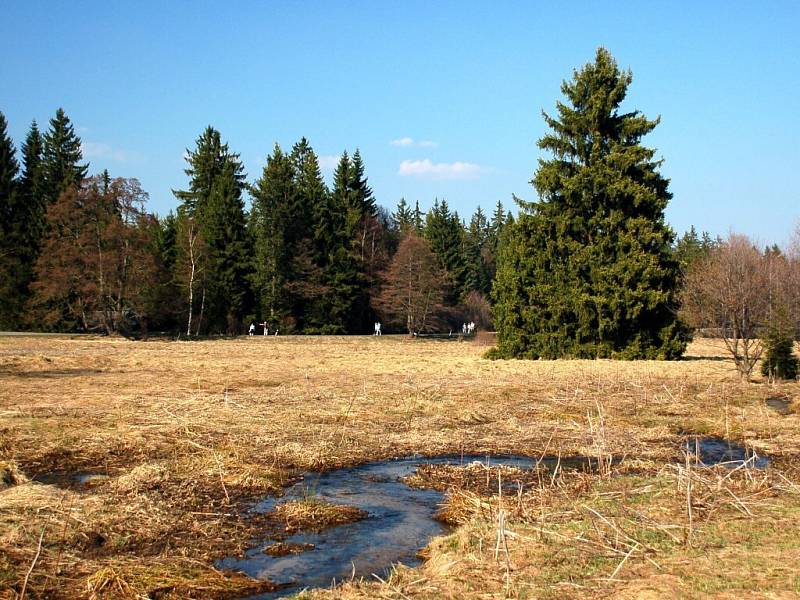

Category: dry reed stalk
[18, 528, 44, 600]
[685, 452, 693, 547]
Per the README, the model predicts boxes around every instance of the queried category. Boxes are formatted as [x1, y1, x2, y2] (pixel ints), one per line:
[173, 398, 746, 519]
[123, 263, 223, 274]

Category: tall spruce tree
[0, 113, 18, 236]
[289, 138, 330, 330]
[203, 160, 252, 332]
[348, 149, 384, 326]
[392, 198, 413, 233]
[350, 149, 376, 216]
[42, 108, 88, 205]
[290, 138, 327, 241]
[19, 121, 47, 253]
[463, 206, 490, 295]
[674, 226, 717, 274]
[145, 211, 180, 330]
[425, 199, 466, 302]
[488, 200, 506, 253]
[493, 48, 687, 359]
[412, 200, 424, 234]
[251, 144, 296, 326]
[173, 127, 251, 333]
[0, 113, 21, 328]
[322, 152, 365, 332]
[481, 200, 509, 295]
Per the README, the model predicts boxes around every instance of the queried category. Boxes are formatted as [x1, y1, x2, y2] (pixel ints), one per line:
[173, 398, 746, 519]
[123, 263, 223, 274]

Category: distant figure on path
[375, 322, 382, 336]
[248, 323, 255, 336]
[260, 321, 268, 336]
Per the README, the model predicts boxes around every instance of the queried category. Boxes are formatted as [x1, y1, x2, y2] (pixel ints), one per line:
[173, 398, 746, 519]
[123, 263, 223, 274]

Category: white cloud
[390, 137, 439, 148]
[82, 142, 140, 163]
[318, 154, 340, 170]
[398, 159, 483, 180]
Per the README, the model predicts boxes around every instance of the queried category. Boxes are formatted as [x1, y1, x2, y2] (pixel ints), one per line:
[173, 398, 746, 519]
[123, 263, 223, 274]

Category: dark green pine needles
[493, 48, 688, 360]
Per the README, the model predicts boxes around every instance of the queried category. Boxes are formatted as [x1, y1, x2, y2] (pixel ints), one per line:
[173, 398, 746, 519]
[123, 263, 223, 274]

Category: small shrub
[761, 329, 799, 381]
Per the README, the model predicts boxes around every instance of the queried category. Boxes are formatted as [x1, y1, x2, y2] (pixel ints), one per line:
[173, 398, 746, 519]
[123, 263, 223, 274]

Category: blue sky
[2, 1, 798, 244]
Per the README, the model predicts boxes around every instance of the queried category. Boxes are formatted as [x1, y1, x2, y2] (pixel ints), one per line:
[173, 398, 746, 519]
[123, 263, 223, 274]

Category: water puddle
[33, 471, 108, 489]
[765, 397, 792, 415]
[219, 454, 589, 598]
[684, 437, 769, 469]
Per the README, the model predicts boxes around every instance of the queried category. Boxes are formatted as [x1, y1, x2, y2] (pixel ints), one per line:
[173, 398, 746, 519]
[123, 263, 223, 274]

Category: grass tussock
[273, 499, 367, 533]
[1, 335, 800, 597]
[0, 460, 27, 489]
[263, 541, 315, 556]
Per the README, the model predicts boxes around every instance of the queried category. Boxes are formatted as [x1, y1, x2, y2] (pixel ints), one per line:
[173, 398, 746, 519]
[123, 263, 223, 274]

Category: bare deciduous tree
[681, 234, 769, 380]
[175, 212, 206, 336]
[372, 232, 449, 334]
[463, 290, 492, 330]
[31, 177, 156, 334]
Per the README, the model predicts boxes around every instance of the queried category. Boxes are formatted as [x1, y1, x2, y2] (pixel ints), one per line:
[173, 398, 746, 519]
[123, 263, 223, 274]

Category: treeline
[0, 110, 511, 335]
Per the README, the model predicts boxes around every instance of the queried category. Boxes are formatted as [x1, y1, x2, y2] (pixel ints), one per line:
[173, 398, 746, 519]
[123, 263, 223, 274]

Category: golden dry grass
[0, 334, 799, 598]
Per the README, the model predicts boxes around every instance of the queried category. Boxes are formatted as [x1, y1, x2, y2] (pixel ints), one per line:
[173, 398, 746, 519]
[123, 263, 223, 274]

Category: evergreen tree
[288, 138, 331, 330]
[487, 200, 508, 255]
[322, 152, 365, 332]
[41, 108, 88, 205]
[675, 226, 717, 273]
[350, 149, 376, 216]
[146, 211, 180, 329]
[173, 127, 250, 333]
[413, 200, 424, 234]
[392, 198, 413, 233]
[463, 206, 491, 295]
[493, 48, 688, 359]
[424, 199, 466, 302]
[18, 121, 46, 256]
[174, 127, 244, 218]
[0, 113, 20, 328]
[202, 160, 252, 332]
[290, 137, 327, 243]
[251, 144, 296, 327]
[480, 200, 509, 295]
[0, 112, 18, 236]
[761, 305, 798, 381]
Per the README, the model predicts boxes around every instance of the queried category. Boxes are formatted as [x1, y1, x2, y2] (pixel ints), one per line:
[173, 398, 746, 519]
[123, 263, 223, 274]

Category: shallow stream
[220, 440, 768, 598]
[218, 454, 543, 598]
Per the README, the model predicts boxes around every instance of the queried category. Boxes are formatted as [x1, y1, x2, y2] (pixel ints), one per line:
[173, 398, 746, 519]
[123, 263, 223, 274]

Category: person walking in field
[248, 323, 255, 336]
[260, 321, 268, 336]
[376, 322, 382, 336]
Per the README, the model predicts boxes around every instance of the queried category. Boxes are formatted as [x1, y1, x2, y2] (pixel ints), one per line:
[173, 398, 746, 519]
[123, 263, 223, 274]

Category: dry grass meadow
[1, 334, 799, 599]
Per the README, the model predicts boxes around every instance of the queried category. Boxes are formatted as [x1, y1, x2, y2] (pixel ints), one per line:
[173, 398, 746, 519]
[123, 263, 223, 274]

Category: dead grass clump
[273, 499, 367, 533]
[113, 463, 169, 494]
[83, 558, 277, 600]
[86, 566, 135, 599]
[403, 463, 533, 495]
[263, 541, 315, 556]
[0, 460, 27, 489]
